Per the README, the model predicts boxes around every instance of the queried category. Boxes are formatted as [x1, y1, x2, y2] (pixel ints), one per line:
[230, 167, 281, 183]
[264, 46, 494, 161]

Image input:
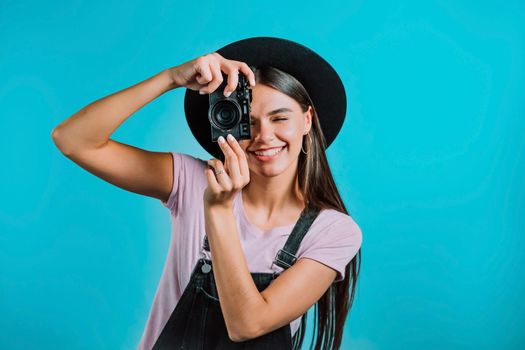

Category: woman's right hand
[167, 52, 256, 97]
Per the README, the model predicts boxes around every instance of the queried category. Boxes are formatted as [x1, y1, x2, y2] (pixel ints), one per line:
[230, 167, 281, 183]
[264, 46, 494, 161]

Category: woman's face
[238, 83, 312, 178]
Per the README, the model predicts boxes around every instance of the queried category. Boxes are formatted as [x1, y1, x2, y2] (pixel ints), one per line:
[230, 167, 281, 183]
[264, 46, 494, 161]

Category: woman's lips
[250, 145, 287, 161]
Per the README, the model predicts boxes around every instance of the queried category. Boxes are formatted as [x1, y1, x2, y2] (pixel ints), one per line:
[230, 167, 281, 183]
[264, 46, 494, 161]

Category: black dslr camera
[208, 66, 254, 142]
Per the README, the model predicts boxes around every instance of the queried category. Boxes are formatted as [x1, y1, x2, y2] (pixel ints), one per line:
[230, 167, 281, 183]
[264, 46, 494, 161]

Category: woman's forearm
[51, 69, 177, 154]
[204, 204, 268, 341]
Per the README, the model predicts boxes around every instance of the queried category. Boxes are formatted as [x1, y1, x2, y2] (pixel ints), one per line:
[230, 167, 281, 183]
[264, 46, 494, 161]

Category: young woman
[51, 37, 362, 350]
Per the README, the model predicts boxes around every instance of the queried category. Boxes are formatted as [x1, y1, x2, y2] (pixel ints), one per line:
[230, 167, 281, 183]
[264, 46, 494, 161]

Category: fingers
[195, 57, 213, 85]
[236, 61, 256, 87]
[214, 52, 255, 87]
[200, 58, 224, 94]
[217, 135, 242, 187]
[207, 158, 232, 191]
[207, 134, 248, 191]
[197, 53, 255, 97]
[211, 58, 238, 97]
[223, 67, 238, 97]
[224, 134, 249, 180]
[205, 167, 223, 194]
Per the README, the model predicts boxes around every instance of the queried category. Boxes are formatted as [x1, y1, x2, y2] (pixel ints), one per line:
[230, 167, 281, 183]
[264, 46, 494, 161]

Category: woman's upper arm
[55, 138, 174, 202]
[251, 258, 337, 339]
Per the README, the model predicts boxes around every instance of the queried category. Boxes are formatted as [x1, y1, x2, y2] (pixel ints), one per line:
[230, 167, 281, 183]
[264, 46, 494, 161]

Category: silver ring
[215, 169, 225, 176]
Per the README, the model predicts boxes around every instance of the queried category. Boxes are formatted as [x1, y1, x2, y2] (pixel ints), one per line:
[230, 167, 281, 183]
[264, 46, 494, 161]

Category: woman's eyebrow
[250, 108, 293, 119]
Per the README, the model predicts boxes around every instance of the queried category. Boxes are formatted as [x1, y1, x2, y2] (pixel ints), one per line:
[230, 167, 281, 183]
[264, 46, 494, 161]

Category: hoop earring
[301, 133, 312, 155]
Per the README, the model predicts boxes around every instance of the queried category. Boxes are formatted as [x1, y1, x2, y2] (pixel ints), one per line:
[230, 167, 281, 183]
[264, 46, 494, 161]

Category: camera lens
[210, 100, 241, 130]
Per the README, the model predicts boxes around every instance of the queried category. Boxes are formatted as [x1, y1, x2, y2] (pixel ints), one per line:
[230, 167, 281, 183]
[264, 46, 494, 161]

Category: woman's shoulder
[311, 208, 362, 242]
[171, 151, 208, 168]
[317, 208, 360, 229]
[297, 207, 362, 281]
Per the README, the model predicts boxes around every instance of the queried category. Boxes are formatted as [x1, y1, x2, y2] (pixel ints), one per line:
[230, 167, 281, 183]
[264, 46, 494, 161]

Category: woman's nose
[253, 120, 275, 142]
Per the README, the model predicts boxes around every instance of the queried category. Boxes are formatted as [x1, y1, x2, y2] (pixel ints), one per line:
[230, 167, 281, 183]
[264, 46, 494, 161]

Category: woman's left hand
[204, 134, 250, 210]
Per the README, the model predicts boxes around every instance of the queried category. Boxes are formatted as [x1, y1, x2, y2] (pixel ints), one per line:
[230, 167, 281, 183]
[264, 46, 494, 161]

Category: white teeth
[254, 146, 284, 156]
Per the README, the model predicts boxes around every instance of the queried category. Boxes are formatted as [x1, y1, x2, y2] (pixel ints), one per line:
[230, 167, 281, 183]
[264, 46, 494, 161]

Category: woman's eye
[249, 117, 287, 126]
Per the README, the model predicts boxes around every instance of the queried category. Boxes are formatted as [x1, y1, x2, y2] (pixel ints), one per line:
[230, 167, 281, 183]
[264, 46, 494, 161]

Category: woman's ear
[304, 105, 313, 134]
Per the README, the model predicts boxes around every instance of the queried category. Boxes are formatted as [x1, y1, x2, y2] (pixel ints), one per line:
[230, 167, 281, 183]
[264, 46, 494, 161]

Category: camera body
[208, 67, 254, 142]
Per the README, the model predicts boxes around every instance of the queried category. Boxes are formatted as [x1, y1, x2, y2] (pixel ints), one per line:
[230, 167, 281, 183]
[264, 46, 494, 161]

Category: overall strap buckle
[273, 249, 297, 269]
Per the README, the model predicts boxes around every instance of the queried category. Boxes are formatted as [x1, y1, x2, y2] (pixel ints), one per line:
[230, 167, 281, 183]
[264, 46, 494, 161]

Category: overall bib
[152, 206, 321, 350]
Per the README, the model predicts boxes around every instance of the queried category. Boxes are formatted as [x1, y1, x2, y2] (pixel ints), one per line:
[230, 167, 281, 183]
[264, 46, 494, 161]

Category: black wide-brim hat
[184, 36, 347, 160]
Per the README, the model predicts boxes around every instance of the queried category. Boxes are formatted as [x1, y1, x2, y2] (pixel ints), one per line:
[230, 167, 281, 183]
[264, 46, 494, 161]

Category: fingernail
[224, 90, 231, 97]
[218, 136, 225, 143]
[199, 90, 205, 95]
[227, 134, 235, 141]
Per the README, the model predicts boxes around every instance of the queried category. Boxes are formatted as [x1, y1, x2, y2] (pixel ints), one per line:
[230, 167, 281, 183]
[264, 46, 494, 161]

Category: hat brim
[184, 36, 347, 160]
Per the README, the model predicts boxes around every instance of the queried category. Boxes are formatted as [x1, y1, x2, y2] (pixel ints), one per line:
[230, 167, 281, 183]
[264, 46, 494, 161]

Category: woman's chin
[249, 162, 292, 178]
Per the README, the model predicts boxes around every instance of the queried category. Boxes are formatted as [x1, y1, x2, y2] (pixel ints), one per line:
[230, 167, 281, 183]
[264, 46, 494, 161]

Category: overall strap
[272, 206, 321, 271]
[202, 206, 322, 269]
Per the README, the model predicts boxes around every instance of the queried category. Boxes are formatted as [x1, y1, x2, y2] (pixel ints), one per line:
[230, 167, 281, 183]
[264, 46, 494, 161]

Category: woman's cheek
[280, 125, 298, 138]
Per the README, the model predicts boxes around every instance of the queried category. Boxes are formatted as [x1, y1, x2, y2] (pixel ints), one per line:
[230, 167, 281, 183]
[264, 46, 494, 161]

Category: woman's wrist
[159, 68, 180, 91]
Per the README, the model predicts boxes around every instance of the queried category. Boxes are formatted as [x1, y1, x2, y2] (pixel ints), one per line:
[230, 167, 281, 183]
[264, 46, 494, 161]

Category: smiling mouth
[250, 145, 287, 160]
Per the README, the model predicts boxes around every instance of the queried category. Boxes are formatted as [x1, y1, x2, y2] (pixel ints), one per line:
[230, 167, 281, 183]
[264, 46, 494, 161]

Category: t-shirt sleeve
[298, 212, 362, 283]
[160, 152, 208, 215]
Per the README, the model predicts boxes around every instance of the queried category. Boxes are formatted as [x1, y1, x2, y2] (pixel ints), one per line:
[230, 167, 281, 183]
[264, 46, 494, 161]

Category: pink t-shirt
[137, 152, 362, 350]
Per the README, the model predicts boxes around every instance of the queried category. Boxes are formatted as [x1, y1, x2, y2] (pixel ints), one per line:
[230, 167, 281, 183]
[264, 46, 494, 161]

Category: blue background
[1, 0, 524, 349]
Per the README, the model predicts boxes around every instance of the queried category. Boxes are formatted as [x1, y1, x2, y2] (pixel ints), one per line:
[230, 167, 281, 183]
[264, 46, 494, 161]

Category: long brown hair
[254, 66, 362, 350]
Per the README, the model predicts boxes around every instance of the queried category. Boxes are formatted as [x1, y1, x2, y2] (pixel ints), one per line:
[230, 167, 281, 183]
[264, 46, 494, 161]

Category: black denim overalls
[151, 206, 321, 350]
